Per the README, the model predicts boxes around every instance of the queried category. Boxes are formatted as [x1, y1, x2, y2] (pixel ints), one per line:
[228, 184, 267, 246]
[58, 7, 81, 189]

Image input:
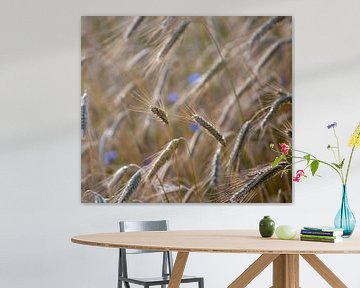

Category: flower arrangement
[271, 122, 360, 236]
[271, 122, 360, 185]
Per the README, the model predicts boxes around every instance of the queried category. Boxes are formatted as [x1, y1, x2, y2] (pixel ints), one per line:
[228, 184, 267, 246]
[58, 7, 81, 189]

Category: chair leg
[118, 250, 122, 288]
[198, 278, 204, 288]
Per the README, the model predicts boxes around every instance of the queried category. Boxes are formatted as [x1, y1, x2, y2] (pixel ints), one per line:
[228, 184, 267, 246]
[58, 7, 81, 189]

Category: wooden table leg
[272, 254, 299, 288]
[301, 254, 347, 288]
[168, 252, 189, 288]
[288, 254, 299, 287]
[228, 254, 279, 288]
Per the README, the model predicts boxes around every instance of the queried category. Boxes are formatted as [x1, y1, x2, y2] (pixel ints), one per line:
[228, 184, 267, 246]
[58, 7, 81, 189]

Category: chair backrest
[118, 220, 173, 283]
[119, 220, 169, 254]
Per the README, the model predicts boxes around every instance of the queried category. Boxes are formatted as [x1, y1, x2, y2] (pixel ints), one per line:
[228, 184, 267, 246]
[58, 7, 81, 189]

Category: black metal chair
[118, 220, 204, 288]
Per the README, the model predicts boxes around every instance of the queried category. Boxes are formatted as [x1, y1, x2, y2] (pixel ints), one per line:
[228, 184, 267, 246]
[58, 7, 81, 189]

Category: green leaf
[339, 158, 345, 169]
[332, 159, 345, 169]
[304, 154, 311, 164]
[310, 160, 319, 176]
[272, 156, 282, 168]
[332, 162, 340, 169]
[270, 143, 274, 149]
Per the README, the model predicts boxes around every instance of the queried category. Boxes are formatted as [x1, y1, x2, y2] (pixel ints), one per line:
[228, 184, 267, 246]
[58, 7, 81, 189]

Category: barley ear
[229, 162, 286, 203]
[146, 138, 182, 181]
[81, 90, 88, 138]
[227, 120, 252, 172]
[124, 16, 145, 40]
[192, 114, 226, 146]
[249, 16, 287, 49]
[260, 95, 292, 131]
[158, 20, 190, 60]
[209, 145, 222, 191]
[118, 169, 143, 203]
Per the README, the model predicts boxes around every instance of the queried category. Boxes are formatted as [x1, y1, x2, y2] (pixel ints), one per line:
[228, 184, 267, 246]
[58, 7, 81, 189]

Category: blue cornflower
[103, 150, 118, 166]
[327, 122, 337, 129]
[187, 73, 201, 85]
[167, 92, 179, 103]
[189, 123, 199, 133]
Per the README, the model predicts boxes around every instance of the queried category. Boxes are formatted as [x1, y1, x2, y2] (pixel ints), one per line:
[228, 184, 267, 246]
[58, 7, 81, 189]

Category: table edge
[71, 236, 360, 254]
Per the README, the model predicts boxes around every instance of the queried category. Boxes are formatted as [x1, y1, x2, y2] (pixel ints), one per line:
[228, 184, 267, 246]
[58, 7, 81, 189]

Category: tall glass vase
[334, 185, 356, 237]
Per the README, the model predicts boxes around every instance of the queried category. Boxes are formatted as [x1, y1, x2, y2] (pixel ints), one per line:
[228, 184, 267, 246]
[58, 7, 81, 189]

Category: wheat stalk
[227, 120, 252, 171]
[107, 164, 140, 188]
[189, 58, 226, 98]
[229, 162, 286, 203]
[150, 105, 169, 125]
[124, 16, 145, 40]
[209, 145, 221, 191]
[81, 90, 88, 138]
[254, 38, 292, 73]
[188, 130, 202, 155]
[175, 57, 226, 108]
[93, 191, 106, 203]
[114, 82, 135, 106]
[84, 190, 106, 203]
[219, 38, 291, 126]
[146, 138, 182, 181]
[152, 64, 169, 105]
[158, 19, 190, 60]
[275, 120, 292, 141]
[125, 48, 150, 70]
[109, 112, 127, 136]
[192, 114, 226, 146]
[218, 77, 255, 126]
[260, 95, 292, 130]
[142, 65, 170, 130]
[98, 112, 127, 163]
[249, 16, 287, 49]
[118, 169, 143, 203]
[161, 16, 177, 30]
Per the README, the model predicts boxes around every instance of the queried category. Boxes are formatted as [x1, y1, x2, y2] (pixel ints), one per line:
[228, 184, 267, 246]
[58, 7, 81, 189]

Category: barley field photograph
[81, 16, 293, 203]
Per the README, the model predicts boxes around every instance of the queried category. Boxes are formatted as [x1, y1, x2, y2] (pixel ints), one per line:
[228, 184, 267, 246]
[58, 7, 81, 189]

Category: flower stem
[291, 155, 344, 182]
[345, 145, 356, 185]
[333, 128, 342, 163]
[333, 128, 345, 181]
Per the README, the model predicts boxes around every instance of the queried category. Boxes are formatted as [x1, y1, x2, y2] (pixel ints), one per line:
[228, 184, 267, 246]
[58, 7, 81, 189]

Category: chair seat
[119, 275, 203, 285]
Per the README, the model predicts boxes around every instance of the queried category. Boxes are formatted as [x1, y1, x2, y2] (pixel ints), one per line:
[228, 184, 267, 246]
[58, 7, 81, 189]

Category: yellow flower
[349, 122, 360, 148]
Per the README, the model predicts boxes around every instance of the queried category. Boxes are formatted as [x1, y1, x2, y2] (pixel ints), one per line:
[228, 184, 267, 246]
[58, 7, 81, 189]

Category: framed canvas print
[81, 16, 292, 203]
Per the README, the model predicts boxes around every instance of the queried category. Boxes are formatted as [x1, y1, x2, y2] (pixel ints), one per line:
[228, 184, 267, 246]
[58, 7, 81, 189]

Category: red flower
[279, 143, 290, 155]
[296, 170, 305, 177]
[293, 169, 306, 182]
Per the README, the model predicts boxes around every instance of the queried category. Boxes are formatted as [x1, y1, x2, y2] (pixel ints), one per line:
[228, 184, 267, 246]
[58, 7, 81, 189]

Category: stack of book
[300, 226, 344, 243]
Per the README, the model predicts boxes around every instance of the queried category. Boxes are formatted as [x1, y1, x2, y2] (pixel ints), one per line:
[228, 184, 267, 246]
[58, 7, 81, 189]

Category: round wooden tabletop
[71, 230, 360, 254]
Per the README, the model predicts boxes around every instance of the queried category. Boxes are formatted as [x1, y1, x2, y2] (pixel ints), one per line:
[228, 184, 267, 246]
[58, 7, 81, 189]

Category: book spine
[300, 237, 336, 243]
[301, 230, 335, 236]
[300, 234, 337, 240]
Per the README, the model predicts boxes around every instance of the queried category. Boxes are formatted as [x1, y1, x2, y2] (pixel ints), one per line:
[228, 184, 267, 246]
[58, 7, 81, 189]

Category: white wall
[1, 0, 360, 287]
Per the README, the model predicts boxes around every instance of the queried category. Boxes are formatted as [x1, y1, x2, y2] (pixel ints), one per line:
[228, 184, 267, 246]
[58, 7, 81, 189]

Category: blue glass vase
[334, 185, 356, 237]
